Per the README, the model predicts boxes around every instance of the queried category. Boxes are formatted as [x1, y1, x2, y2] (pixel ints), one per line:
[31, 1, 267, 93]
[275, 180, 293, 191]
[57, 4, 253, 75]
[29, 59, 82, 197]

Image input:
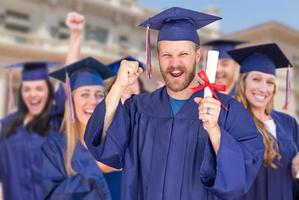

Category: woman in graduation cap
[41, 57, 115, 199]
[228, 43, 299, 200]
[0, 62, 61, 200]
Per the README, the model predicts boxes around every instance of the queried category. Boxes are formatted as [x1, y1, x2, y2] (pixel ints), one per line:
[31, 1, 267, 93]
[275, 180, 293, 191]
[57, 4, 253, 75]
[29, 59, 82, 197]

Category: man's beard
[161, 62, 196, 92]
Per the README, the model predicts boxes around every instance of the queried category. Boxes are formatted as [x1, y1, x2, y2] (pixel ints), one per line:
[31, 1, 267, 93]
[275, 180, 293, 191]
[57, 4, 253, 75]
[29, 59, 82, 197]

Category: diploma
[204, 50, 219, 98]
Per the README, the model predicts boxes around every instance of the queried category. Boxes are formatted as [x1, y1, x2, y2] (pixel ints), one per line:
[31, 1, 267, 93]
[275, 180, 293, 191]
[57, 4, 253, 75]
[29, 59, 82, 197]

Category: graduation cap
[228, 43, 292, 110]
[228, 43, 292, 75]
[49, 57, 115, 122]
[203, 39, 245, 59]
[138, 7, 222, 78]
[107, 56, 145, 74]
[8, 61, 60, 81]
[7, 61, 60, 113]
[49, 56, 115, 91]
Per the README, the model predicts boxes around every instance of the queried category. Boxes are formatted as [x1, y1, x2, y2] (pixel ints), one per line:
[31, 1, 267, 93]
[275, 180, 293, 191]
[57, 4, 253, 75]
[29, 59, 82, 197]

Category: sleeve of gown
[42, 136, 109, 200]
[199, 99, 264, 199]
[84, 98, 133, 169]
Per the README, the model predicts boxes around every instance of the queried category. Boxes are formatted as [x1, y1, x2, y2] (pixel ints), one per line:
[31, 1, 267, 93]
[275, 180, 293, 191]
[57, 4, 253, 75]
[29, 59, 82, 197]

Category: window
[49, 21, 69, 40]
[85, 25, 109, 44]
[57, 21, 69, 40]
[4, 10, 30, 33]
[119, 35, 129, 48]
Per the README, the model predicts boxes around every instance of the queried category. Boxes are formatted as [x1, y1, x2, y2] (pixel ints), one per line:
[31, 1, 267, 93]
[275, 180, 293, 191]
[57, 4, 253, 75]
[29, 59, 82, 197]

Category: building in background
[223, 21, 299, 119]
[0, 0, 221, 117]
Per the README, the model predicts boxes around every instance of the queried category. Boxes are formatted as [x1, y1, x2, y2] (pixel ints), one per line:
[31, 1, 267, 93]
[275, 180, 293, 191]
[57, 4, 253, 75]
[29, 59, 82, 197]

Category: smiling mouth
[253, 94, 267, 101]
[84, 109, 94, 116]
[29, 100, 42, 108]
[170, 70, 184, 78]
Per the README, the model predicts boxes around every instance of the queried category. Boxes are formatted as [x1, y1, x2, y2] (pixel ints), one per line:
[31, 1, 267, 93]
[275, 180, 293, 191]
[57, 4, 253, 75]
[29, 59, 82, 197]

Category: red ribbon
[191, 70, 228, 110]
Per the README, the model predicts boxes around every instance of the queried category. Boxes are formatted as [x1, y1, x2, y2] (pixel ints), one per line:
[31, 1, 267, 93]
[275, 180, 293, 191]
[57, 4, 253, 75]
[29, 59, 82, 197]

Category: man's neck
[166, 79, 197, 100]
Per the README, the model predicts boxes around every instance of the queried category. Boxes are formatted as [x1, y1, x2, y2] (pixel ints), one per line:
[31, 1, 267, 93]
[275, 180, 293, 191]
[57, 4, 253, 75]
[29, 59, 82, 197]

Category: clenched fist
[65, 12, 85, 33]
[114, 60, 143, 90]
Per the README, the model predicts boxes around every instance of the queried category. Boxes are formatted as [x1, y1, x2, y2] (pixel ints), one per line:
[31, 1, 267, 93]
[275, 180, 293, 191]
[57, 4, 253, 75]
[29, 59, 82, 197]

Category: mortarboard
[138, 7, 221, 78]
[203, 39, 245, 59]
[49, 57, 115, 91]
[228, 43, 292, 76]
[107, 56, 145, 74]
[8, 61, 60, 81]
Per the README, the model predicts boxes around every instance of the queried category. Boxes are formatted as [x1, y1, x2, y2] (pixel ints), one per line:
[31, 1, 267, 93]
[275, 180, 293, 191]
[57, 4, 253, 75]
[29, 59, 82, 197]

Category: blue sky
[139, 0, 299, 34]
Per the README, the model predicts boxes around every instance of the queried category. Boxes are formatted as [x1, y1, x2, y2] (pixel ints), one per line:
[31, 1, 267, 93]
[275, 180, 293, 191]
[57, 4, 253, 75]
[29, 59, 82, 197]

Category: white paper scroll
[204, 50, 219, 98]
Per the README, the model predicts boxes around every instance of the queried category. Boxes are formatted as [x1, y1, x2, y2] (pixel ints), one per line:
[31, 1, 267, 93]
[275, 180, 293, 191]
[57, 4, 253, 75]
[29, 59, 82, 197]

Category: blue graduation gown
[228, 83, 236, 97]
[236, 110, 299, 200]
[104, 171, 122, 200]
[0, 108, 63, 200]
[84, 86, 264, 200]
[42, 133, 111, 200]
[0, 125, 48, 200]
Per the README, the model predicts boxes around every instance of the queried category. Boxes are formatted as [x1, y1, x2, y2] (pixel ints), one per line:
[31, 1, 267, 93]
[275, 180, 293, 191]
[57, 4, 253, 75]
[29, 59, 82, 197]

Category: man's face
[157, 40, 201, 93]
[215, 59, 238, 90]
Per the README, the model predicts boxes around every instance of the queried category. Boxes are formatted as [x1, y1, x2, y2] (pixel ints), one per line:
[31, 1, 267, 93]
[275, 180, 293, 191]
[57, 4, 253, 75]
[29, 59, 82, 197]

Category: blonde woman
[229, 43, 299, 200]
[42, 57, 115, 199]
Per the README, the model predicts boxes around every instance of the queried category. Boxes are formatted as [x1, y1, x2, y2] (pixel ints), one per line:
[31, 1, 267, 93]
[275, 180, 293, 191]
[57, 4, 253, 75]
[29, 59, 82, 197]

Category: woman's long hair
[60, 96, 80, 176]
[235, 73, 280, 168]
[2, 79, 54, 139]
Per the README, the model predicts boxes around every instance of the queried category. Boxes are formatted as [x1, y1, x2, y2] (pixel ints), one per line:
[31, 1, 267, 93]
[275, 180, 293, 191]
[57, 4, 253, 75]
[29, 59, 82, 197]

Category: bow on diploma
[191, 70, 228, 110]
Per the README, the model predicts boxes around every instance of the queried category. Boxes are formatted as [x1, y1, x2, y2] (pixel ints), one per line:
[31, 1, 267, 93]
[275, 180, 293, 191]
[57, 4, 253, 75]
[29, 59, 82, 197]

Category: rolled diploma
[204, 50, 219, 97]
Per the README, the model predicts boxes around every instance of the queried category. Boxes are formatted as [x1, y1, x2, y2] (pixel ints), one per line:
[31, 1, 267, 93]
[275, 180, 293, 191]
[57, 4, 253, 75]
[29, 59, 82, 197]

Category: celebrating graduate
[41, 57, 115, 199]
[229, 43, 299, 200]
[0, 62, 61, 200]
[84, 7, 264, 200]
[203, 39, 245, 96]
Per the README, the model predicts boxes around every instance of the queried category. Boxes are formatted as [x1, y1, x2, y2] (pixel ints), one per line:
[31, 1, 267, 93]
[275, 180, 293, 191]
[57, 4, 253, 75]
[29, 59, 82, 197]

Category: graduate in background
[229, 43, 299, 200]
[84, 7, 264, 200]
[106, 56, 147, 103]
[203, 39, 245, 96]
[0, 62, 61, 200]
[42, 57, 114, 199]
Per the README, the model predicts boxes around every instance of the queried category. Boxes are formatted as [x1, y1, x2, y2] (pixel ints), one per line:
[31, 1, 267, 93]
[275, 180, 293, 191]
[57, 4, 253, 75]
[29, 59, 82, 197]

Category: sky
[139, 0, 299, 34]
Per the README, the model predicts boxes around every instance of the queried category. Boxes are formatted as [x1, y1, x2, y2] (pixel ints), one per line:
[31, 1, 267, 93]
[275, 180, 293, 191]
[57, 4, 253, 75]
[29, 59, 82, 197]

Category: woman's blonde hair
[235, 73, 280, 168]
[60, 97, 80, 176]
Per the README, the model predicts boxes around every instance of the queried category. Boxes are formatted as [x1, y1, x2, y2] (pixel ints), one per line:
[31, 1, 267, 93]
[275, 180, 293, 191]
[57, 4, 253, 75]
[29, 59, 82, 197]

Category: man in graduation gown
[84, 7, 264, 200]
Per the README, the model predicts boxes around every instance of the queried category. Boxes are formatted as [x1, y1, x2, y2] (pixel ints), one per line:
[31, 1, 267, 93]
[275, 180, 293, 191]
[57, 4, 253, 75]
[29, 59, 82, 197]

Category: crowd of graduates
[0, 6, 299, 200]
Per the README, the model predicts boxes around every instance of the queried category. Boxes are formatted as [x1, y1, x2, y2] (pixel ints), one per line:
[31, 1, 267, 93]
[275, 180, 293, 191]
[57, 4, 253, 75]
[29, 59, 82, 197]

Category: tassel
[145, 25, 152, 79]
[282, 65, 291, 110]
[8, 68, 15, 113]
[65, 71, 75, 123]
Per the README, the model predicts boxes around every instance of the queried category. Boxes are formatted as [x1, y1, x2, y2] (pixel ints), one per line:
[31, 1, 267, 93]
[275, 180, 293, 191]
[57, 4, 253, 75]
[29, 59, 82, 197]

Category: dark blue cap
[228, 43, 292, 76]
[107, 56, 145, 73]
[49, 57, 115, 91]
[139, 7, 221, 45]
[8, 61, 60, 81]
[203, 39, 245, 59]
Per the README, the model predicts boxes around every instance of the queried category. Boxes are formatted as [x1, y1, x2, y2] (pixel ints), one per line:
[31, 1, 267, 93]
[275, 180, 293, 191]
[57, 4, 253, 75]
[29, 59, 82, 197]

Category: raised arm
[65, 12, 85, 65]
[102, 60, 143, 139]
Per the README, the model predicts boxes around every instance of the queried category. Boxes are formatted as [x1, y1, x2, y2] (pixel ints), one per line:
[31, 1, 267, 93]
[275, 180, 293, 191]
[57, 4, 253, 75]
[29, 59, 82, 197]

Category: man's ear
[195, 46, 202, 64]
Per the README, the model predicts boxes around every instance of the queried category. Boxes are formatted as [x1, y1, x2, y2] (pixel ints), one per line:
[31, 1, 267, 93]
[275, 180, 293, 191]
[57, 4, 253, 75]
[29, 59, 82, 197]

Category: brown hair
[235, 73, 280, 168]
